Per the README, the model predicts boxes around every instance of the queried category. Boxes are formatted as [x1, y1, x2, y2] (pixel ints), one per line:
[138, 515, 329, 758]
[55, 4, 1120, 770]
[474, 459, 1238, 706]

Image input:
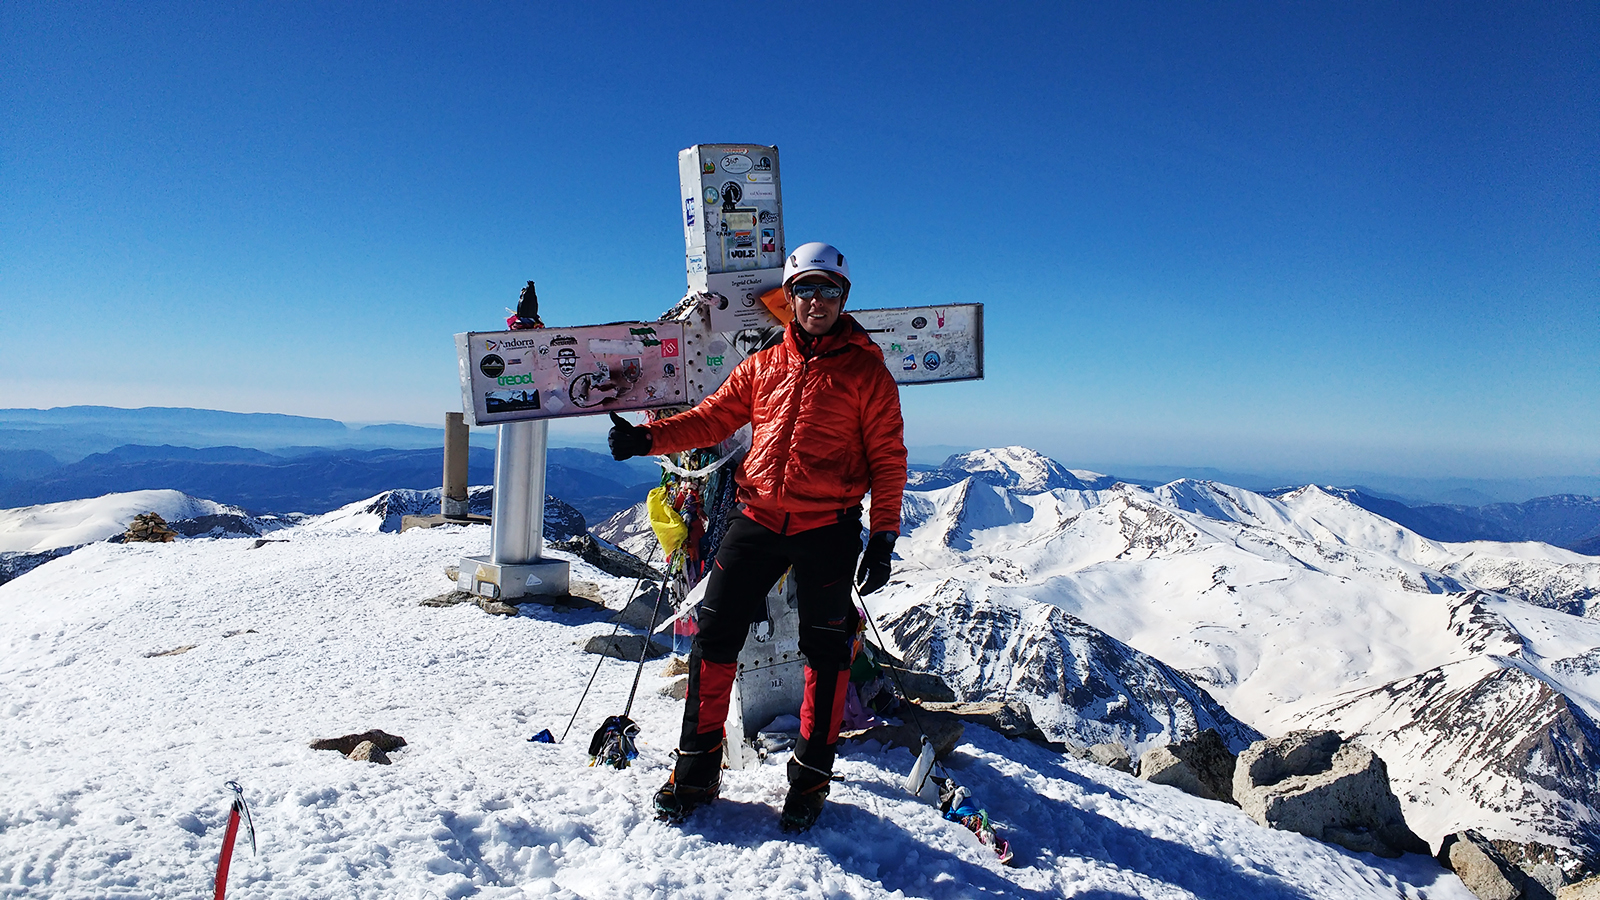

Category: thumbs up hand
[607, 412, 653, 461]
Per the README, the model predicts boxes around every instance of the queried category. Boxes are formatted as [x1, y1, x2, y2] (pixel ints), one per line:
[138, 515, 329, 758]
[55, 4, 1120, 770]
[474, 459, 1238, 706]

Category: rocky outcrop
[550, 532, 661, 581]
[1439, 832, 1598, 900]
[1138, 728, 1237, 804]
[582, 633, 668, 661]
[609, 586, 670, 629]
[170, 513, 266, 538]
[879, 587, 1262, 755]
[919, 700, 1047, 742]
[1296, 654, 1600, 856]
[311, 729, 406, 757]
[1560, 875, 1600, 899]
[0, 546, 75, 586]
[348, 740, 391, 765]
[845, 707, 965, 760]
[1089, 743, 1133, 773]
[1439, 831, 1530, 900]
[1234, 730, 1428, 858]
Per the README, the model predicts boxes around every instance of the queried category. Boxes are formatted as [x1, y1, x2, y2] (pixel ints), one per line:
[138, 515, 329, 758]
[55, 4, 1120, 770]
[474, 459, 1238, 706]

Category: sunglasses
[790, 282, 845, 301]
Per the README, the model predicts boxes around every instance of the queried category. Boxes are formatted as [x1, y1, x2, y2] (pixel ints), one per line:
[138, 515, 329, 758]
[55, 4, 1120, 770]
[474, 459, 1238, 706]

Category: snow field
[0, 523, 1476, 898]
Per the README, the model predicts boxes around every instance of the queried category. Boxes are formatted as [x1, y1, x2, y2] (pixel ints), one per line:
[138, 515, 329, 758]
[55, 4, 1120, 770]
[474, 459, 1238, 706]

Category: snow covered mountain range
[5, 443, 1600, 895]
[602, 446, 1600, 866]
[0, 483, 1479, 898]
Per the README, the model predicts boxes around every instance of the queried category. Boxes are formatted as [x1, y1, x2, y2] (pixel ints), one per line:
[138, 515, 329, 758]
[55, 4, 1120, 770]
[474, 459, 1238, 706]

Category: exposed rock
[311, 729, 407, 756]
[661, 676, 688, 700]
[477, 598, 519, 616]
[123, 512, 178, 543]
[1138, 728, 1238, 804]
[420, 590, 475, 607]
[170, 513, 264, 538]
[1089, 743, 1133, 773]
[919, 699, 1041, 741]
[143, 645, 197, 658]
[1560, 874, 1600, 899]
[583, 633, 669, 661]
[1293, 650, 1600, 856]
[1439, 832, 1527, 900]
[611, 586, 670, 629]
[1488, 836, 1593, 898]
[661, 656, 690, 677]
[348, 740, 391, 765]
[0, 546, 75, 586]
[880, 664, 957, 703]
[844, 707, 964, 759]
[549, 532, 662, 581]
[879, 590, 1261, 754]
[1234, 730, 1428, 858]
[517, 591, 604, 613]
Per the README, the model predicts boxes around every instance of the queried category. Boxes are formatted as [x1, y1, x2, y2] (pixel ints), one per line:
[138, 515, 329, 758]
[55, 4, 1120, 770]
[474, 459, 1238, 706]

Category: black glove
[856, 531, 896, 595]
[607, 412, 652, 461]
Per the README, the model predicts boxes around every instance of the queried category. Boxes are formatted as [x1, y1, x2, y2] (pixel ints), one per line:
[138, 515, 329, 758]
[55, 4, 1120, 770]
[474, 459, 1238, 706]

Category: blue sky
[3, 2, 1595, 479]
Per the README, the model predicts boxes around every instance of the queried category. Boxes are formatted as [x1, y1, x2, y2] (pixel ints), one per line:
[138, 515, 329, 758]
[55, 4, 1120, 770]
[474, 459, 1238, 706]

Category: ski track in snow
[0, 523, 1476, 899]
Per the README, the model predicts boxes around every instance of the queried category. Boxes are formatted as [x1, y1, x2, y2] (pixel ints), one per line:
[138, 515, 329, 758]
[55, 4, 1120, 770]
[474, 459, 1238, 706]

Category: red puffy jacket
[646, 315, 907, 536]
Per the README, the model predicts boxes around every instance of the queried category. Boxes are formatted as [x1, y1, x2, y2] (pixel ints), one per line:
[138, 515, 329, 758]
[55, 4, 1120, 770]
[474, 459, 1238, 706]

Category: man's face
[787, 273, 846, 336]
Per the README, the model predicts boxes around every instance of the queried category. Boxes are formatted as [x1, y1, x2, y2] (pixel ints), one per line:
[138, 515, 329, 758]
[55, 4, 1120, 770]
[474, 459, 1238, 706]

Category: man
[608, 241, 907, 832]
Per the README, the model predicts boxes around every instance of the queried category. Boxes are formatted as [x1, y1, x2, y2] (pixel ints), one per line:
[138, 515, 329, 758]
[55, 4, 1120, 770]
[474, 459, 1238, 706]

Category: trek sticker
[849, 304, 984, 385]
[455, 322, 687, 424]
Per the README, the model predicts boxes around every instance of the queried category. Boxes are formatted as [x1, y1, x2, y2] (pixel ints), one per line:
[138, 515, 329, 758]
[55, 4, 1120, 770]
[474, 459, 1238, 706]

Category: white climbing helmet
[784, 241, 850, 287]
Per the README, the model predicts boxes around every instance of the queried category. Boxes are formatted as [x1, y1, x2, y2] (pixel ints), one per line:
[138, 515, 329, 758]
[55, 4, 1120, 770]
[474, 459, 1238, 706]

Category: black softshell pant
[675, 513, 862, 791]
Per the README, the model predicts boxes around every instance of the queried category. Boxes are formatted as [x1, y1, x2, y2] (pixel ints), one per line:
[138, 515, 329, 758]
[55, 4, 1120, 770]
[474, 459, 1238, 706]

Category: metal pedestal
[458, 419, 569, 601]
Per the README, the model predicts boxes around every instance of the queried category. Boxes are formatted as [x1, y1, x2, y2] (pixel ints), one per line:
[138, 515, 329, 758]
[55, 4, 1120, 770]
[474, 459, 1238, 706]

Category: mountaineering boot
[654, 743, 723, 823]
[780, 757, 833, 833]
[779, 781, 829, 833]
[653, 773, 720, 823]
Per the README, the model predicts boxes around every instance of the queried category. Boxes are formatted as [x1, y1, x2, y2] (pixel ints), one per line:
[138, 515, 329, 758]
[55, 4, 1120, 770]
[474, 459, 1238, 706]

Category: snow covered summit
[908, 446, 1105, 493]
[0, 489, 242, 554]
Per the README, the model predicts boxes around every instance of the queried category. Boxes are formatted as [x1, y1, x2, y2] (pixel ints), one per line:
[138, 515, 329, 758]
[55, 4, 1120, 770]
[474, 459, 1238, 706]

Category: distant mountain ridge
[0, 443, 658, 522]
[1272, 486, 1600, 556]
[0, 405, 474, 462]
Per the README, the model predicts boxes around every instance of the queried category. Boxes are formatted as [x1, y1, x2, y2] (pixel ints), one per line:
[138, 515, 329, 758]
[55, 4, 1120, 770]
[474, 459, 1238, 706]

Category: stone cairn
[124, 512, 178, 543]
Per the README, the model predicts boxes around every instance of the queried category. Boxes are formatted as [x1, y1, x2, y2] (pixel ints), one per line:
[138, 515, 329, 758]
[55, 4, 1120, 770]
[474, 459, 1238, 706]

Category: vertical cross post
[456, 418, 569, 601]
[490, 419, 548, 565]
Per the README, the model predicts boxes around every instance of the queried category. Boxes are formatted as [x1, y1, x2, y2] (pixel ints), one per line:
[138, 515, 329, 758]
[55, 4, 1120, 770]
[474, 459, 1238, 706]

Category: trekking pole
[622, 573, 670, 719]
[212, 780, 256, 900]
[856, 589, 1018, 864]
[558, 542, 661, 743]
[854, 586, 949, 791]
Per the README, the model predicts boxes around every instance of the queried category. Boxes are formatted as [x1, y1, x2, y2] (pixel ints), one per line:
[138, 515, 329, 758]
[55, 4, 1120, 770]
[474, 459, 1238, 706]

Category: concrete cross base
[457, 555, 570, 601]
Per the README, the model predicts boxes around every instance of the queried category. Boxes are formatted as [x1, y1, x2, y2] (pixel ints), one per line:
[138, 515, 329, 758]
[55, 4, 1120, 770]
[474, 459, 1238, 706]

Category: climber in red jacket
[609, 241, 907, 832]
